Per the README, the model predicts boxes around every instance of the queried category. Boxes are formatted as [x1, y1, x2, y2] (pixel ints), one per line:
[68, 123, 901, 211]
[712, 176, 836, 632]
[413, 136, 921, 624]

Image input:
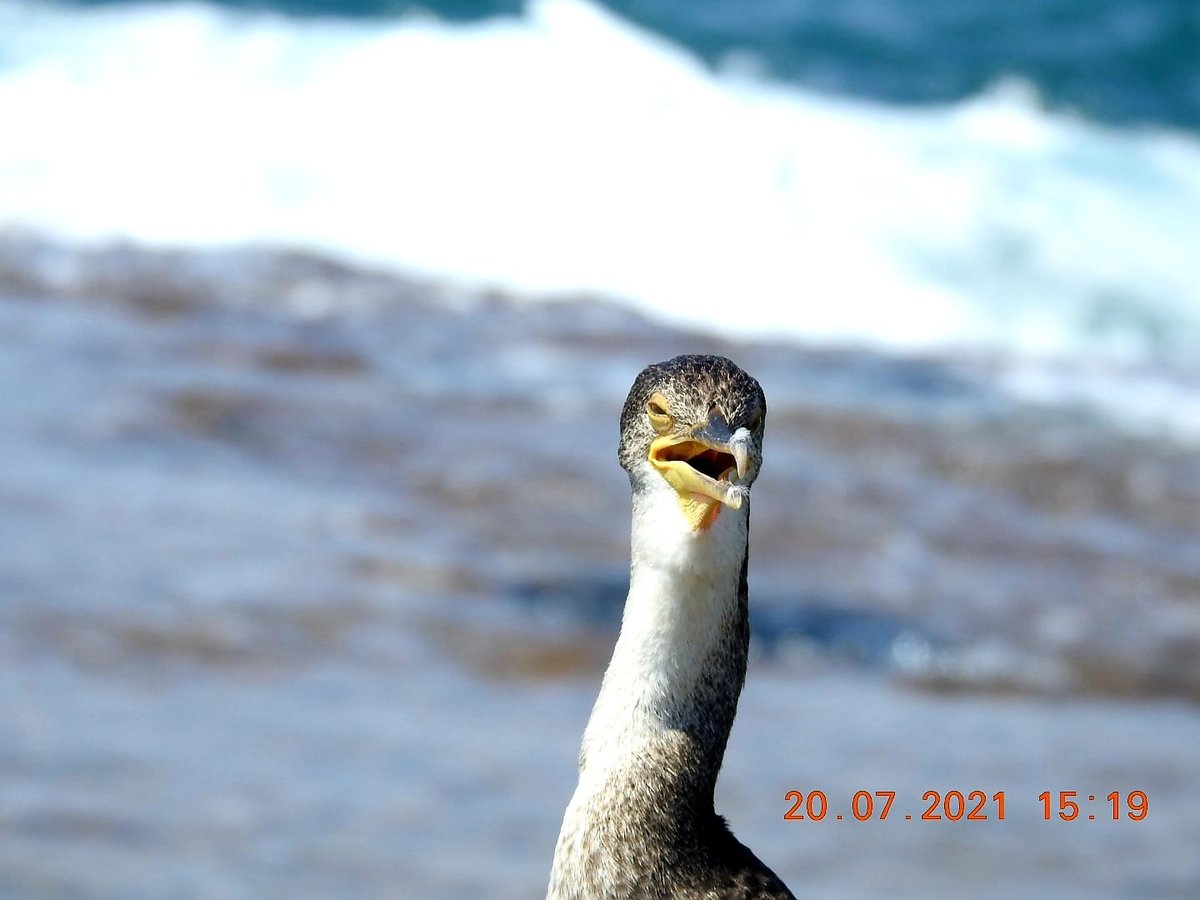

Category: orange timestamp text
[784, 790, 1148, 822]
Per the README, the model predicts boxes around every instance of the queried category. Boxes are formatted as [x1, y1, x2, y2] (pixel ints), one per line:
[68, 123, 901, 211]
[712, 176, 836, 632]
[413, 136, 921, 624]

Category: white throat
[548, 475, 752, 899]
[577, 474, 749, 780]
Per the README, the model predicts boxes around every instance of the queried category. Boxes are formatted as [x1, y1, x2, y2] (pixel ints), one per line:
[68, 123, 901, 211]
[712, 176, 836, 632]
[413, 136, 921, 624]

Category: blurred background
[1, 0, 1198, 897]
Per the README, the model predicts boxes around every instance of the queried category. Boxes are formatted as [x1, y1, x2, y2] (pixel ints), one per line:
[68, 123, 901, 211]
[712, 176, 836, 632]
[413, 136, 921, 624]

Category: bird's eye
[646, 394, 673, 432]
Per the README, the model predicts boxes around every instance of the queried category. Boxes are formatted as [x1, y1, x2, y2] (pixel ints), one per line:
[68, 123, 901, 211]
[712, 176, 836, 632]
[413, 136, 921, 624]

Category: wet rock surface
[1, 236, 1197, 898]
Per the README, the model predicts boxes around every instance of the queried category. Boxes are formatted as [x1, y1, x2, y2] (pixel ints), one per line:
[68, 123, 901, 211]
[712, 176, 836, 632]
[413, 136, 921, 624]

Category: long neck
[548, 491, 753, 899]
[579, 491, 751, 813]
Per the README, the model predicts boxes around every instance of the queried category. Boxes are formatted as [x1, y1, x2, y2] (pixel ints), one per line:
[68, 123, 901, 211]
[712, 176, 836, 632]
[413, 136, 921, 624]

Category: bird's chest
[549, 742, 718, 900]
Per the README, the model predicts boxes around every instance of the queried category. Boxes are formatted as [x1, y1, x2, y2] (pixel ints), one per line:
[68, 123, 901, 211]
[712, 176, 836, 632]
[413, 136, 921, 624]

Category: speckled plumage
[548, 355, 793, 900]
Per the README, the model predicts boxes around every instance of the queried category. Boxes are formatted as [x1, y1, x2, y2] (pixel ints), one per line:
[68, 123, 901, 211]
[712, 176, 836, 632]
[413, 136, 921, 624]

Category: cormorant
[548, 355, 794, 899]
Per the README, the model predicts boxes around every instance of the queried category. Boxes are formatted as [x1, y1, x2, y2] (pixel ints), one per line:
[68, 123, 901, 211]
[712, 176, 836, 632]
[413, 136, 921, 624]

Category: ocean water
[2, 0, 1199, 365]
[60, 0, 1200, 131]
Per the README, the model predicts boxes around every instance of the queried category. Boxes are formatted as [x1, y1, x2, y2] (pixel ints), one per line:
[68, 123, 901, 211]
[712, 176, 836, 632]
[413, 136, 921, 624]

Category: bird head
[618, 355, 766, 531]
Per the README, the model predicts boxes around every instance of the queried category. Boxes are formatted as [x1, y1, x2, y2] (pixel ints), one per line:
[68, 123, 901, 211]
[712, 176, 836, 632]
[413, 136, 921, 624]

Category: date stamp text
[783, 790, 1148, 822]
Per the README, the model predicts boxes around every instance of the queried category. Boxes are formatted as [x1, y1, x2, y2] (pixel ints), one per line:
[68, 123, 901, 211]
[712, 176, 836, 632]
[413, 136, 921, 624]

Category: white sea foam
[1, 0, 1199, 361]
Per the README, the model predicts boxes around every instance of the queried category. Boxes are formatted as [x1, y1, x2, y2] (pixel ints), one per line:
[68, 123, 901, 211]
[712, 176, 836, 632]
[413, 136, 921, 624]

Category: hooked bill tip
[730, 430, 751, 479]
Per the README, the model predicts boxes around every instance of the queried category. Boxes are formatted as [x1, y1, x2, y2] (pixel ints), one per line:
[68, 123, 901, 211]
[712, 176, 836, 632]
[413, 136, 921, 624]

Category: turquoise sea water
[2, 0, 1199, 363]
[61, 0, 1200, 130]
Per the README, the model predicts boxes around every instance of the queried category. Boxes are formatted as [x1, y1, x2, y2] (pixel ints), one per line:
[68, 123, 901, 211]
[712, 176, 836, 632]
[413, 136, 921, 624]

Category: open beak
[648, 411, 751, 530]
